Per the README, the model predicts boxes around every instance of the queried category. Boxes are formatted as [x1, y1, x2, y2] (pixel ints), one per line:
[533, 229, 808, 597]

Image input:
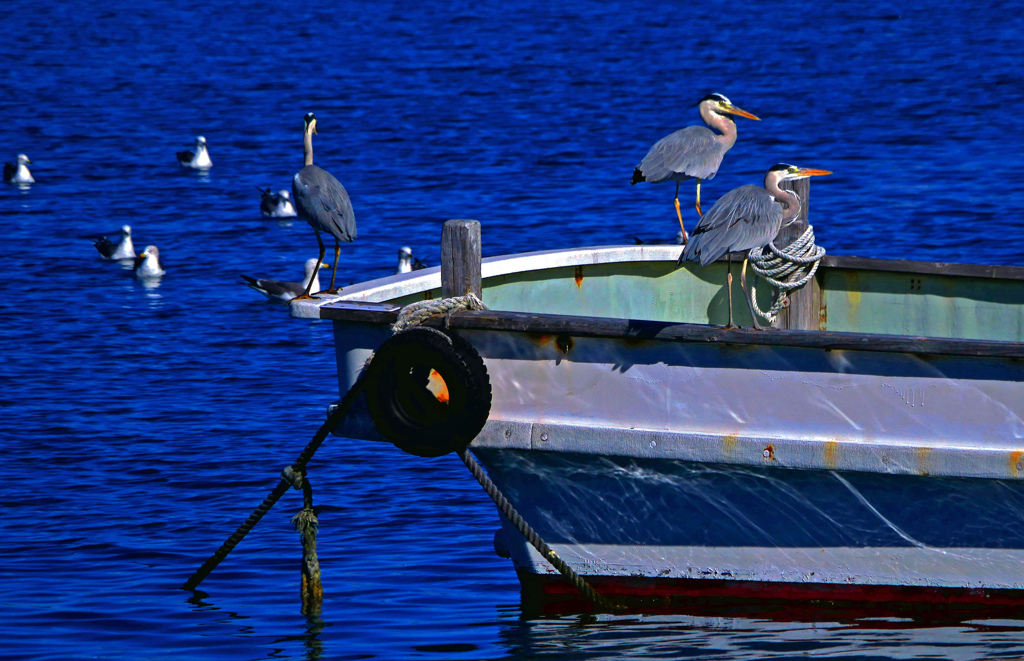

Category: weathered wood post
[441, 219, 482, 300]
[772, 178, 820, 330]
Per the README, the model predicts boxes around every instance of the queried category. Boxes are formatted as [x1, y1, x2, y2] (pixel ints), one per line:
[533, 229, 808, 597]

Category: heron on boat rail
[632, 93, 760, 244]
[678, 163, 832, 329]
[292, 112, 356, 299]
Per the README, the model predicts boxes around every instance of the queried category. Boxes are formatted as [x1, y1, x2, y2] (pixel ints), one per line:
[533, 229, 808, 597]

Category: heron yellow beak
[724, 105, 760, 121]
[797, 168, 832, 177]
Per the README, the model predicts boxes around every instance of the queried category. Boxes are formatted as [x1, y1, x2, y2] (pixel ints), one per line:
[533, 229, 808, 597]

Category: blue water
[3, 0, 1024, 658]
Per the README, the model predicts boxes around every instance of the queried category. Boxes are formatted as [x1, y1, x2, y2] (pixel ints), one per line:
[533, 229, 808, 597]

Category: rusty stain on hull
[556, 334, 574, 355]
[574, 265, 584, 289]
[763, 444, 775, 461]
[1011, 451, 1024, 478]
[916, 447, 932, 476]
[824, 441, 839, 469]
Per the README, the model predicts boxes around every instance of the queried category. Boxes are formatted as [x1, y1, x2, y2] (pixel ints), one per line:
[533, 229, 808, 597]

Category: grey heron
[678, 163, 832, 329]
[177, 136, 212, 169]
[4, 154, 34, 184]
[397, 246, 427, 274]
[258, 187, 297, 218]
[241, 258, 330, 303]
[91, 225, 135, 260]
[292, 112, 356, 298]
[134, 245, 165, 279]
[631, 93, 760, 243]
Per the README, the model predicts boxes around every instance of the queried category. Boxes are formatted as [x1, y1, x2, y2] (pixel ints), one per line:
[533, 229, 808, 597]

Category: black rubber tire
[364, 327, 492, 457]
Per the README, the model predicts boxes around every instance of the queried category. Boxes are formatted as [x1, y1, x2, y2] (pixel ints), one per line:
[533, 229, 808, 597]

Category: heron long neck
[303, 130, 314, 166]
[699, 105, 738, 151]
[767, 177, 802, 225]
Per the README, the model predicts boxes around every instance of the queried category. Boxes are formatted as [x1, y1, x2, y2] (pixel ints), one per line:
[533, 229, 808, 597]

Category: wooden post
[772, 178, 820, 330]
[441, 219, 482, 300]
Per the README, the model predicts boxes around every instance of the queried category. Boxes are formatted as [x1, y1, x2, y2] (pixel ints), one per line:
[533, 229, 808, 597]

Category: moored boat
[291, 219, 1024, 614]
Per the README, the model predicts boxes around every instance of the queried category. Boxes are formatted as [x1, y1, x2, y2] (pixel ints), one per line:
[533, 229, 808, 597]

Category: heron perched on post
[678, 163, 831, 329]
[631, 93, 760, 243]
[292, 112, 356, 299]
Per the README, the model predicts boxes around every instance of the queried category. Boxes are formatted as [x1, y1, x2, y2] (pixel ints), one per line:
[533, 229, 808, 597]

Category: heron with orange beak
[632, 93, 761, 243]
[679, 163, 832, 329]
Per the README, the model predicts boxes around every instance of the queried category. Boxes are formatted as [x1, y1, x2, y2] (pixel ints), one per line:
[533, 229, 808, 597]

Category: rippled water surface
[3, 0, 1024, 659]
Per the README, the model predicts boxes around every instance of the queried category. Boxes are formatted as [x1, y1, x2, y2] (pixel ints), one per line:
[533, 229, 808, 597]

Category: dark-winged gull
[292, 112, 356, 298]
[4, 154, 34, 184]
[240, 258, 329, 303]
[258, 187, 298, 218]
[134, 245, 165, 279]
[177, 136, 212, 169]
[397, 246, 427, 274]
[91, 225, 135, 260]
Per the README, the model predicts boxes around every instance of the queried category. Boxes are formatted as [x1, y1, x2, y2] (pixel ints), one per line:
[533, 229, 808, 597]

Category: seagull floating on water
[92, 225, 135, 260]
[258, 187, 297, 218]
[4, 154, 34, 184]
[177, 136, 212, 169]
[241, 258, 329, 303]
[397, 246, 427, 274]
[134, 245, 165, 279]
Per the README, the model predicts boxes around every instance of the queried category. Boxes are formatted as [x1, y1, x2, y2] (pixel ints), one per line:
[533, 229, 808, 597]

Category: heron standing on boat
[678, 163, 831, 329]
[632, 93, 760, 243]
[292, 112, 356, 299]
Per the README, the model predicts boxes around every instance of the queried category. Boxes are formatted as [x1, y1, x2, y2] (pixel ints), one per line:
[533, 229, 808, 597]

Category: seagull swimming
[177, 136, 212, 169]
[397, 246, 427, 274]
[134, 245, 165, 278]
[4, 154, 34, 184]
[92, 225, 135, 260]
[258, 187, 298, 218]
[240, 258, 329, 303]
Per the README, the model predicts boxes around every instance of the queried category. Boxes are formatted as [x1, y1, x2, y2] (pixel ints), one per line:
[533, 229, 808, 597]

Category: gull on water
[91, 225, 136, 260]
[134, 245, 165, 279]
[240, 258, 329, 304]
[177, 136, 212, 169]
[258, 187, 298, 218]
[397, 246, 427, 274]
[4, 154, 34, 184]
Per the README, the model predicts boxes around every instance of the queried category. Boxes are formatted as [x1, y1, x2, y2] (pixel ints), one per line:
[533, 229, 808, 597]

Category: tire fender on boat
[364, 327, 492, 457]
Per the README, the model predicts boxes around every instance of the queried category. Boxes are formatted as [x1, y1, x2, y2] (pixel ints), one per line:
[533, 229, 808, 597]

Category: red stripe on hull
[519, 571, 1024, 619]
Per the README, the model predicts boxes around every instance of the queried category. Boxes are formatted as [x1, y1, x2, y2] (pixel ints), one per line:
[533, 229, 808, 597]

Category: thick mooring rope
[747, 224, 825, 324]
[391, 293, 487, 333]
[182, 374, 367, 592]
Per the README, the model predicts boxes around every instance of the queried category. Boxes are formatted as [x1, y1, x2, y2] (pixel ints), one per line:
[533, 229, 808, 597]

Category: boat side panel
[479, 449, 1024, 591]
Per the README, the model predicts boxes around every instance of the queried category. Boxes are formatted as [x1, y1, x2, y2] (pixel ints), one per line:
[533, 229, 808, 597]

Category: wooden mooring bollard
[441, 219, 482, 300]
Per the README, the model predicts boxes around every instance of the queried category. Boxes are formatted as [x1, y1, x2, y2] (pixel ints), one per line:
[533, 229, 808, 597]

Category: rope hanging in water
[747, 224, 825, 323]
[291, 471, 323, 615]
[182, 374, 367, 592]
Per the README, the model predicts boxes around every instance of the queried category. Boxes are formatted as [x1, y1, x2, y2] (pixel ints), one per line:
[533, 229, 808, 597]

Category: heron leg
[294, 231, 326, 301]
[674, 182, 689, 245]
[325, 239, 342, 294]
[724, 253, 737, 330]
[740, 256, 763, 330]
[695, 178, 704, 219]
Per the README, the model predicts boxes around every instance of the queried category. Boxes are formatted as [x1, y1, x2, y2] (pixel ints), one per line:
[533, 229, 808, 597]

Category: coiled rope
[747, 224, 825, 323]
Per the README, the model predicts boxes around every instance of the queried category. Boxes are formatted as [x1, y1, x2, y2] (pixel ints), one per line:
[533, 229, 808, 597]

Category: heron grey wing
[294, 168, 357, 242]
[639, 126, 724, 183]
[682, 185, 780, 266]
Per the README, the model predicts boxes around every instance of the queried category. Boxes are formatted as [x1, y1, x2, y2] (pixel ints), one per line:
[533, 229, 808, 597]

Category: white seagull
[4, 154, 34, 184]
[240, 258, 329, 303]
[176, 136, 212, 169]
[397, 246, 427, 274]
[134, 245, 165, 278]
[258, 187, 298, 218]
[92, 225, 136, 260]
